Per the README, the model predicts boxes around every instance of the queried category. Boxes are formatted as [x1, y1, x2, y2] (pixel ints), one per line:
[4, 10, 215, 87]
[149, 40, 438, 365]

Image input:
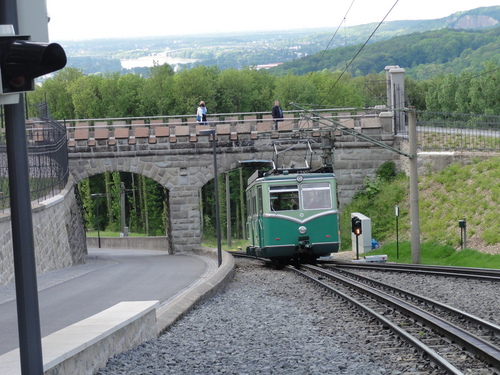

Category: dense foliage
[27, 65, 379, 119]
[80, 172, 167, 236]
[28, 57, 500, 120]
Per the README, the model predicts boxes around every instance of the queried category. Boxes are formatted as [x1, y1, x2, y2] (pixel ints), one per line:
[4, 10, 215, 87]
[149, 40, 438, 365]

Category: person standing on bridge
[196, 101, 208, 125]
[271, 100, 283, 130]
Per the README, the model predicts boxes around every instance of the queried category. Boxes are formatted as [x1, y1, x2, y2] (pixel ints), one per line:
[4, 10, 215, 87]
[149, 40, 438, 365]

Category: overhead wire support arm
[290, 102, 412, 158]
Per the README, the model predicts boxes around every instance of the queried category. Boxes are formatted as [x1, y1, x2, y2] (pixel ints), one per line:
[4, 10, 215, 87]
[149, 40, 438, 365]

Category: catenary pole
[408, 108, 421, 264]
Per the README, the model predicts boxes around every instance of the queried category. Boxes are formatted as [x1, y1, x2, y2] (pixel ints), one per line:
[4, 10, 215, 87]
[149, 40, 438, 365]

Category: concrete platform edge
[156, 248, 235, 335]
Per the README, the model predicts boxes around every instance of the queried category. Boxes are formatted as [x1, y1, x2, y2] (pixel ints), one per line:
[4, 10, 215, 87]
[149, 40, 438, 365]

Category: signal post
[0, 0, 67, 373]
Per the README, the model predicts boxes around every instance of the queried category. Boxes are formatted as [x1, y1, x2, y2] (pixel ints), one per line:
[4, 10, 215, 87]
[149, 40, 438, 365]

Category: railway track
[321, 260, 500, 281]
[291, 264, 500, 375]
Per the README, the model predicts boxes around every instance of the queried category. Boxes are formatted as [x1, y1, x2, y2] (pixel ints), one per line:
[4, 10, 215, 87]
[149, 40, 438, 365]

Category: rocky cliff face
[451, 15, 499, 29]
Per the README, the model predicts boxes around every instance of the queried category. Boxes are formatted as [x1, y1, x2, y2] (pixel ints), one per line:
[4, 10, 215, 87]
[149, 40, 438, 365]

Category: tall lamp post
[199, 129, 222, 267]
[91, 193, 105, 248]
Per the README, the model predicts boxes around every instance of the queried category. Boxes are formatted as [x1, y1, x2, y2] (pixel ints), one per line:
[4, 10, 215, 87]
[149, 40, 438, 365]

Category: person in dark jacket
[271, 100, 283, 130]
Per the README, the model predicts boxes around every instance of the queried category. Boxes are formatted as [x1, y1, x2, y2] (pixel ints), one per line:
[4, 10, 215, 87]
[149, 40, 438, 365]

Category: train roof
[247, 170, 335, 187]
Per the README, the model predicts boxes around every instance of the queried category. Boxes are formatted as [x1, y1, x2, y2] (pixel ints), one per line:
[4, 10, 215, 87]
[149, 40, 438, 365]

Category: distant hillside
[301, 6, 500, 49]
[271, 25, 500, 79]
[58, 6, 500, 77]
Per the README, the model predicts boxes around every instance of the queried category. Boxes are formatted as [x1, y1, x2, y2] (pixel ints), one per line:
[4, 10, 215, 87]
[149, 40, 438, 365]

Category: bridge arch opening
[200, 166, 258, 248]
[77, 172, 172, 250]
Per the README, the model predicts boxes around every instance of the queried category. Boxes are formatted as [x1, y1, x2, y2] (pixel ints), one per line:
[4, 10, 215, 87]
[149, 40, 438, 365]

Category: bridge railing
[399, 111, 500, 152]
[63, 108, 392, 148]
[0, 118, 69, 212]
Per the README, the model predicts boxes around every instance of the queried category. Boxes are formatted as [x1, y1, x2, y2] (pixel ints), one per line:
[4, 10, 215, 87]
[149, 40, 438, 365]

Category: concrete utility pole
[408, 108, 421, 264]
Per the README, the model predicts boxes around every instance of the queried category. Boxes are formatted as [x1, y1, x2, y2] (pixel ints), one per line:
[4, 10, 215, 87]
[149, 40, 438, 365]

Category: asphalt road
[0, 248, 210, 355]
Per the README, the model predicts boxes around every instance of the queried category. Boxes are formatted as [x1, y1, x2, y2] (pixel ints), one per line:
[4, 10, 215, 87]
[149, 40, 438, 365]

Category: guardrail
[405, 111, 500, 152]
[0, 118, 69, 212]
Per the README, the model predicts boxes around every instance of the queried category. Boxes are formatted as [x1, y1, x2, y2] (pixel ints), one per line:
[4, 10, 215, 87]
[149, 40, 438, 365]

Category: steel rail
[299, 264, 500, 373]
[329, 266, 500, 340]
[323, 260, 500, 281]
[288, 265, 464, 375]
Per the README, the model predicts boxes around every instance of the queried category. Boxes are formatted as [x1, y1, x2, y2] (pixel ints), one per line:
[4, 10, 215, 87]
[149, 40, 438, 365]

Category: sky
[45, 0, 500, 41]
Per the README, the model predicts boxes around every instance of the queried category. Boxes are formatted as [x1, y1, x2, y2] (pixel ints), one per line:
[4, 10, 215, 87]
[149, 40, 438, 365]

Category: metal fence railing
[0, 117, 69, 212]
[399, 111, 500, 152]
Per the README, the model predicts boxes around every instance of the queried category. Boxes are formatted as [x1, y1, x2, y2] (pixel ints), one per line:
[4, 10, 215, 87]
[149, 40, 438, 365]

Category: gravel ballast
[96, 258, 448, 375]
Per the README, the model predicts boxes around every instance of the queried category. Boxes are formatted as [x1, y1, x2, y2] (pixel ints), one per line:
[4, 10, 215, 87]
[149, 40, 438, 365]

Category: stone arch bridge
[67, 110, 400, 252]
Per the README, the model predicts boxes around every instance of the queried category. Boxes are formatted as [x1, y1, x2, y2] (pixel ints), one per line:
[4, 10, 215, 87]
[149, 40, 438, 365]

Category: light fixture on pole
[199, 128, 222, 267]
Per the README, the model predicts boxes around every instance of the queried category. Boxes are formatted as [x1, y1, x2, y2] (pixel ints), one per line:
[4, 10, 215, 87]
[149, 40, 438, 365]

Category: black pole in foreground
[200, 129, 222, 267]
[1, 0, 44, 371]
[5, 100, 44, 374]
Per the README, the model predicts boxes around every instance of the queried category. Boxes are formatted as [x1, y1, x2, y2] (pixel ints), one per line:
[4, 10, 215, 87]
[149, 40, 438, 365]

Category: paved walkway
[0, 247, 233, 356]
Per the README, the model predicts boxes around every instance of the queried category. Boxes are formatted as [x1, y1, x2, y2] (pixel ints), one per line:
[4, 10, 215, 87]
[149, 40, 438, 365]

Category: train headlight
[298, 226, 307, 234]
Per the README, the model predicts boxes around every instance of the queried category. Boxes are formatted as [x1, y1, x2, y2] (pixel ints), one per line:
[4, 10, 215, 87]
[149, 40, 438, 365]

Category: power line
[298, 1, 357, 103]
[308, 0, 356, 74]
[318, 0, 400, 106]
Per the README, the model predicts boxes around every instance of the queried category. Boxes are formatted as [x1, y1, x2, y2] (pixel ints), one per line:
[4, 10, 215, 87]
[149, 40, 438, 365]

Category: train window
[269, 185, 299, 211]
[249, 190, 256, 216]
[247, 196, 253, 216]
[301, 182, 332, 210]
[257, 186, 263, 215]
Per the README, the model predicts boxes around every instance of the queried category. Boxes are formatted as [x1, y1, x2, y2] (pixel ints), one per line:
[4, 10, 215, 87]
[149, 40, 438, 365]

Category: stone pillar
[168, 186, 202, 253]
[385, 65, 406, 134]
[385, 65, 399, 108]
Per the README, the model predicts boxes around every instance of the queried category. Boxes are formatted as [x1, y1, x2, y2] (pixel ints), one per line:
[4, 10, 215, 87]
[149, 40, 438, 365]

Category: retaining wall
[0, 179, 87, 286]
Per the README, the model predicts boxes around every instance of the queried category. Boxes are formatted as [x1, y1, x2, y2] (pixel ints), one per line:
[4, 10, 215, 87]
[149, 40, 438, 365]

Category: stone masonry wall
[67, 111, 398, 253]
[0, 178, 87, 286]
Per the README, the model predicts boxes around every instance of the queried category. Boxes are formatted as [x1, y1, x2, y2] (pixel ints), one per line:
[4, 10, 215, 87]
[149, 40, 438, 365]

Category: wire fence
[399, 111, 500, 152]
[0, 116, 69, 212]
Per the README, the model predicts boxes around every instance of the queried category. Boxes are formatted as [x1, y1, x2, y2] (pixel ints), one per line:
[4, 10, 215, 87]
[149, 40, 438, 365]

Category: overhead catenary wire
[305, 0, 356, 81]
[318, 0, 400, 106]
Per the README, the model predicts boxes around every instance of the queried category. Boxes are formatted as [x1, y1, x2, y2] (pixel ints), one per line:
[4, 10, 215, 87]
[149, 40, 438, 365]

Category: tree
[309, 71, 364, 107]
[274, 74, 317, 109]
[172, 66, 220, 115]
[68, 75, 107, 119]
[139, 63, 175, 116]
[469, 61, 500, 115]
[27, 67, 84, 119]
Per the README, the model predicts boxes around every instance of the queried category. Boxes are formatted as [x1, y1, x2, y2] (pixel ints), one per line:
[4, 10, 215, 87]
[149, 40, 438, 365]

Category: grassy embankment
[343, 157, 500, 269]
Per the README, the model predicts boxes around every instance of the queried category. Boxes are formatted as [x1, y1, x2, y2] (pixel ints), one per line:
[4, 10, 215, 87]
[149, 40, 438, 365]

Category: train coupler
[297, 235, 312, 254]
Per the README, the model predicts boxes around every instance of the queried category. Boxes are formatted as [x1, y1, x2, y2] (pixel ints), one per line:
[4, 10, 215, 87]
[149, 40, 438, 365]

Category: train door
[248, 187, 258, 247]
[257, 186, 264, 248]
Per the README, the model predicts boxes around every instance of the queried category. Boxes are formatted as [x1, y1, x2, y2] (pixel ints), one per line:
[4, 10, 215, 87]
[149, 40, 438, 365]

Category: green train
[245, 170, 340, 263]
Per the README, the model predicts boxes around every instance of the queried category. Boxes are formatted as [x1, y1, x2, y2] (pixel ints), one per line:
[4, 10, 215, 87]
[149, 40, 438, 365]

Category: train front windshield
[269, 182, 332, 211]
[270, 185, 298, 211]
[302, 183, 332, 210]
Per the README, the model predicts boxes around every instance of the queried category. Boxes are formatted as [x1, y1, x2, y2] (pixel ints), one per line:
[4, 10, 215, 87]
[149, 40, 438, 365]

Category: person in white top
[196, 101, 208, 125]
